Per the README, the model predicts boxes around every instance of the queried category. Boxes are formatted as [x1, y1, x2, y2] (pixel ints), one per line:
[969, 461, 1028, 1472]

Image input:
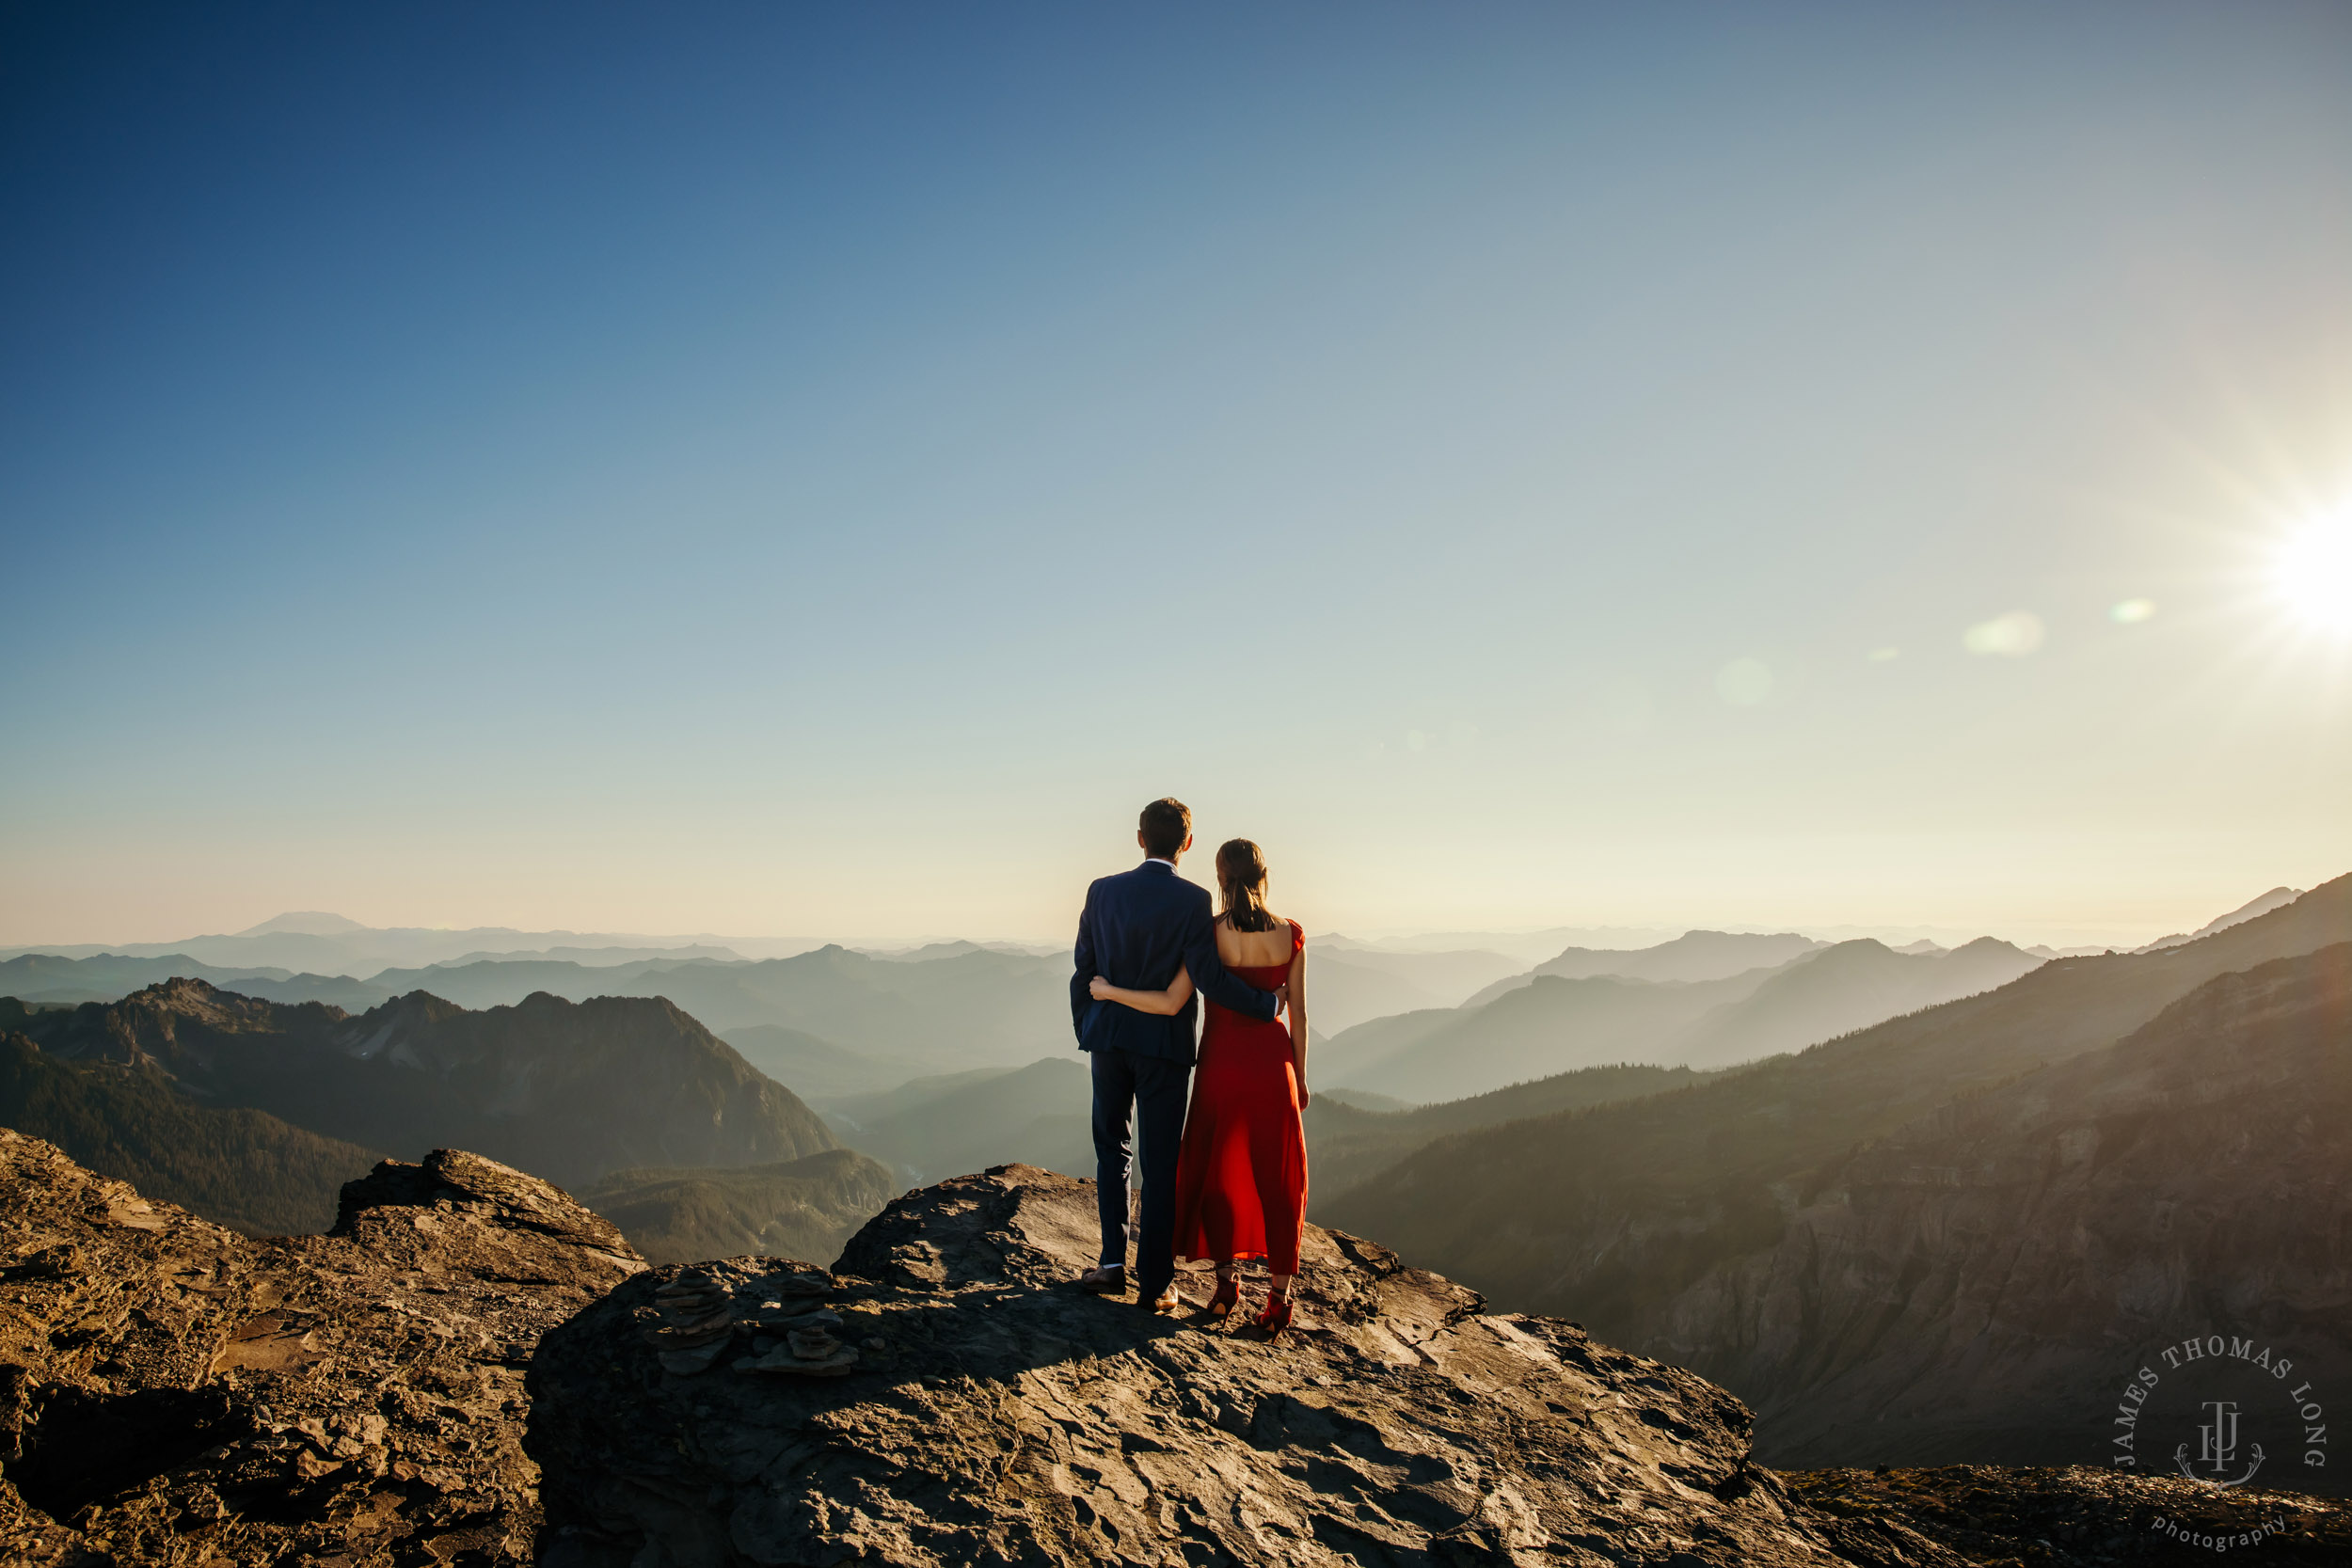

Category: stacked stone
[640, 1268, 736, 1374]
[733, 1267, 859, 1377]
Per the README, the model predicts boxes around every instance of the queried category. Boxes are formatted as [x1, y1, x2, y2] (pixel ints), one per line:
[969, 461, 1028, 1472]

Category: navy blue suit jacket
[1071, 861, 1279, 1064]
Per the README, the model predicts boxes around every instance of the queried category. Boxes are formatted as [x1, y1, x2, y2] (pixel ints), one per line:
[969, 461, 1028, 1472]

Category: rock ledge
[528, 1164, 1956, 1567]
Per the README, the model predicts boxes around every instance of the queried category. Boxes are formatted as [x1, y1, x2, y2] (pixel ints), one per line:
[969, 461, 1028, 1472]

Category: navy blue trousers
[1089, 1045, 1191, 1293]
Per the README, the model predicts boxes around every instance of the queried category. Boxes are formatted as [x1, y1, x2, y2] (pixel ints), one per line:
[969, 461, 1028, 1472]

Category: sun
[2272, 510, 2352, 634]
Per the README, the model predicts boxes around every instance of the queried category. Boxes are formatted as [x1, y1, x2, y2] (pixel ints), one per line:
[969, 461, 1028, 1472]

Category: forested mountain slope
[4, 980, 835, 1189]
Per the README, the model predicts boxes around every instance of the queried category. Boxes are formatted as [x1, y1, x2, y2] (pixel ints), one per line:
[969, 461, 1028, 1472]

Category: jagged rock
[0, 1129, 642, 1565]
[528, 1164, 1974, 1567]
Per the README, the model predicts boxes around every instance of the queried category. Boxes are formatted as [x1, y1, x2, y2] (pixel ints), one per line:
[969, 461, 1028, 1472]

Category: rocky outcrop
[528, 1163, 1974, 1567]
[0, 1130, 641, 1565]
[1789, 1466, 2352, 1565]
[5, 1137, 2346, 1565]
[1653, 943, 2352, 1468]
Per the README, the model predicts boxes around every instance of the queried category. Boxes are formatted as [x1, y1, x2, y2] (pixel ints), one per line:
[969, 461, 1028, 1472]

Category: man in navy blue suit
[1071, 797, 1283, 1310]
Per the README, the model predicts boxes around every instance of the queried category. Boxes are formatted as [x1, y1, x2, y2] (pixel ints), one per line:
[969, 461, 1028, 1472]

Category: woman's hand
[1296, 1081, 1312, 1109]
[1089, 975, 1114, 1000]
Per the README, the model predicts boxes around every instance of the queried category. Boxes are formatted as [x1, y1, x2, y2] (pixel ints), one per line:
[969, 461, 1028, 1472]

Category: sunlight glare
[2273, 510, 2352, 634]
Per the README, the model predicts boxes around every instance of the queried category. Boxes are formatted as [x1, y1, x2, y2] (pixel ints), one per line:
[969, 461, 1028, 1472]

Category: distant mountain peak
[236, 911, 370, 937]
[2135, 885, 2307, 953]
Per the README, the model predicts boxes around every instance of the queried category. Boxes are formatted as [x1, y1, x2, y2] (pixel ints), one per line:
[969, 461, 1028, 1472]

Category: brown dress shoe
[1143, 1282, 1181, 1313]
[1077, 1265, 1128, 1294]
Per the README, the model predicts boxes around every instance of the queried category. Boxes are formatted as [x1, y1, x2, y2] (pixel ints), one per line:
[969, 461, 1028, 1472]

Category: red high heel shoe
[1253, 1290, 1293, 1339]
[1206, 1275, 1240, 1319]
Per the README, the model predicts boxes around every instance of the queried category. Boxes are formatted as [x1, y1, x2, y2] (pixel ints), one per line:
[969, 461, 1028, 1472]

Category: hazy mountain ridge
[821, 1057, 1097, 1186]
[1325, 968, 1775, 1102]
[1526, 928, 1826, 988]
[4, 978, 836, 1190]
[1304, 1061, 1724, 1201]
[310, 942, 1070, 1075]
[2134, 884, 2304, 953]
[1320, 936, 2045, 1101]
[3, 940, 1077, 1079]
[719, 1023, 922, 1101]
[1670, 935, 2046, 1070]
[0, 951, 397, 1011]
[0, 914, 783, 974]
[1299, 942, 1526, 1035]
[1319, 872, 2352, 1442]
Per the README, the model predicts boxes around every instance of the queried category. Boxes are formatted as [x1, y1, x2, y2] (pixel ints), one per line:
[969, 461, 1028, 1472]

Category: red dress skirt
[1171, 919, 1307, 1274]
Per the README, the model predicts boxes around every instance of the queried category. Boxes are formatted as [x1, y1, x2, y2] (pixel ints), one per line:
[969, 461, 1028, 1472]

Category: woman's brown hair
[1216, 839, 1277, 932]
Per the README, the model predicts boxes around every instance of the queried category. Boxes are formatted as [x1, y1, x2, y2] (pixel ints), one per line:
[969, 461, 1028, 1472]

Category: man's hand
[1271, 983, 1291, 1012]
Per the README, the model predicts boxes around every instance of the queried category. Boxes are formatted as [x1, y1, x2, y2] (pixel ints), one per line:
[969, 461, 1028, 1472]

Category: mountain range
[2, 979, 835, 1191]
[819, 1057, 1097, 1186]
[0, 911, 775, 973]
[0, 928, 1534, 1067]
[1321, 872, 2352, 1466]
[1469, 928, 1828, 1003]
[1321, 934, 2046, 1101]
[2135, 883, 2304, 951]
[1297, 942, 1526, 1034]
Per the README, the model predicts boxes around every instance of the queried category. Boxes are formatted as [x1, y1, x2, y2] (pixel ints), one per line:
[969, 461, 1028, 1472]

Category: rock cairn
[639, 1262, 857, 1377]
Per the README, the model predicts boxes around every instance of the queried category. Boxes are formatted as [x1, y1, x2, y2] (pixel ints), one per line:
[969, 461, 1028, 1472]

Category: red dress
[1171, 919, 1307, 1275]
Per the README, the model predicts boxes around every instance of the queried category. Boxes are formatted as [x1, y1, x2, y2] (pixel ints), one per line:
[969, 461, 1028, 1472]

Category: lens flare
[1715, 657, 1773, 705]
[2272, 512, 2352, 633]
[1963, 611, 2044, 657]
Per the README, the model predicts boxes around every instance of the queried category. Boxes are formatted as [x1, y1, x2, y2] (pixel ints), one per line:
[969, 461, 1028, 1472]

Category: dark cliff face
[0, 1131, 643, 1565]
[10, 977, 837, 1189]
[1654, 943, 2352, 1471]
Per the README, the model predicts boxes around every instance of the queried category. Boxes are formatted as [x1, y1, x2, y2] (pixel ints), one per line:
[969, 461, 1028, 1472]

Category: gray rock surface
[527, 1164, 1967, 1567]
[0, 1131, 642, 1566]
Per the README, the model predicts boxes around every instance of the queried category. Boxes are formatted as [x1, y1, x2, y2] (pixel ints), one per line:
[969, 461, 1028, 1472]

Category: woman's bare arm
[1286, 944, 1309, 1107]
[1089, 968, 1197, 1017]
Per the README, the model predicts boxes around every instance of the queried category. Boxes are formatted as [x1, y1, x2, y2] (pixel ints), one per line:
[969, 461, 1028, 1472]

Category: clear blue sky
[5, 1, 2349, 946]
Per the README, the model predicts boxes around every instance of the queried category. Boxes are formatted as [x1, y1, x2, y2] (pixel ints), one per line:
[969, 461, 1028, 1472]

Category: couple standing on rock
[1070, 797, 1311, 1335]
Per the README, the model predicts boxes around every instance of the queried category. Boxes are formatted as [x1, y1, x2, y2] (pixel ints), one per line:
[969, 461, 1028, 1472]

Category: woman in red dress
[1089, 839, 1309, 1335]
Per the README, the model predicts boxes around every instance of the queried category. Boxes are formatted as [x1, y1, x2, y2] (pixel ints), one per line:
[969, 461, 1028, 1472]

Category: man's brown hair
[1138, 798, 1191, 859]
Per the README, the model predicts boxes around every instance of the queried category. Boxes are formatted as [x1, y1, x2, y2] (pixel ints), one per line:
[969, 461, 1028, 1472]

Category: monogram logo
[2183, 1398, 2263, 1488]
[2101, 1330, 2328, 1553]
